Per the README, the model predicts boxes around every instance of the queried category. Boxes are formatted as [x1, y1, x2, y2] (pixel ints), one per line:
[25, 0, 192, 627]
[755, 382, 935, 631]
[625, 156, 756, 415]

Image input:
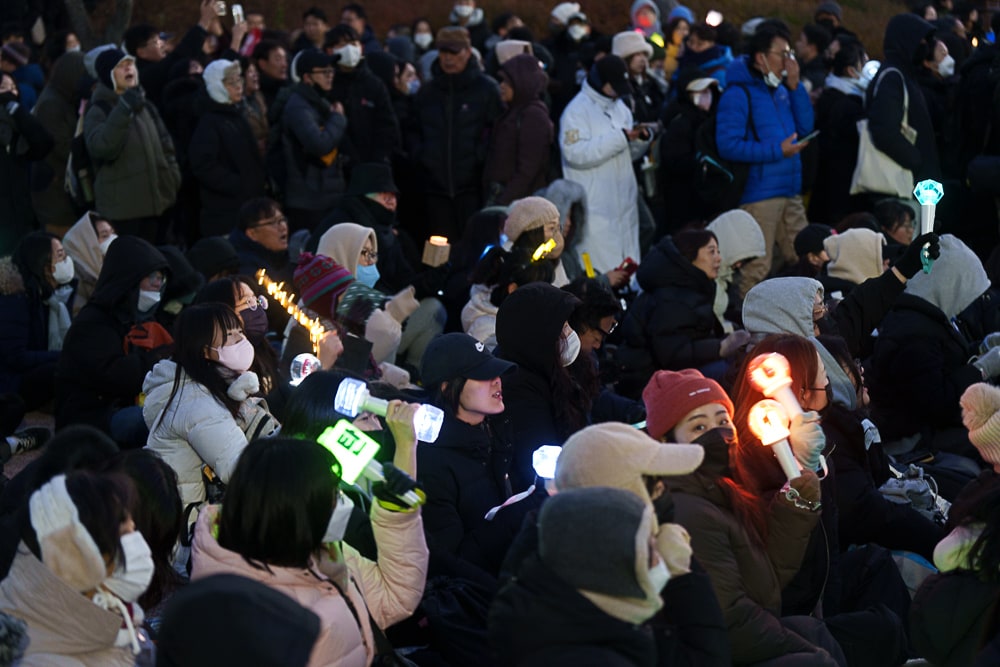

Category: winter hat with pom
[961, 382, 1000, 471]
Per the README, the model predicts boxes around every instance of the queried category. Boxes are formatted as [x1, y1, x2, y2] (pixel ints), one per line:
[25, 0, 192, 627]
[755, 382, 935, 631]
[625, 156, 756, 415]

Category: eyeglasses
[769, 49, 795, 59]
[145, 270, 167, 286]
[598, 320, 619, 338]
[310, 68, 335, 76]
[252, 215, 288, 229]
[360, 249, 378, 262]
[238, 294, 268, 311]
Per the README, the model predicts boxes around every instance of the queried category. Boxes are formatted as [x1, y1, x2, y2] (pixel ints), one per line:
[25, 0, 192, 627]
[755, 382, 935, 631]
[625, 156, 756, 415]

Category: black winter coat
[414, 59, 502, 197]
[658, 101, 711, 230]
[822, 404, 943, 559]
[136, 25, 208, 108]
[911, 570, 1000, 667]
[329, 61, 400, 165]
[620, 236, 723, 381]
[809, 86, 865, 225]
[280, 83, 347, 212]
[54, 237, 168, 430]
[0, 102, 52, 255]
[188, 94, 267, 236]
[489, 554, 659, 667]
[868, 293, 982, 443]
[866, 14, 941, 183]
[417, 414, 537, 577]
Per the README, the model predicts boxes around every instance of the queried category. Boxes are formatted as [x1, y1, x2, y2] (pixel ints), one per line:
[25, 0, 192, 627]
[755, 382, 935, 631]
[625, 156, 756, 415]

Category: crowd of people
[2, 0, 1000, 664]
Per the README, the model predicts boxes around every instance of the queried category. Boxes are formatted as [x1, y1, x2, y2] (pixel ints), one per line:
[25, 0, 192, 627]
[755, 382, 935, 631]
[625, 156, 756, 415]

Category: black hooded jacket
[414, 57, 502, 197]
[329, 59, 400, 164]
[619, 236, 724, 384]
[866, 14, 941, 182]
[495, 283, 580, 490]
[55, 236, 169, 430]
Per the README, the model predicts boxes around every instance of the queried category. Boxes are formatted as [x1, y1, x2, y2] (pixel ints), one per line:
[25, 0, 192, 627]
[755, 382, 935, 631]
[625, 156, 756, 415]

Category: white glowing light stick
[747, 353, 804, 420]
[747, 399, 801, 481]
[334, 377, 444, 443]
[289, 353, 322, 387]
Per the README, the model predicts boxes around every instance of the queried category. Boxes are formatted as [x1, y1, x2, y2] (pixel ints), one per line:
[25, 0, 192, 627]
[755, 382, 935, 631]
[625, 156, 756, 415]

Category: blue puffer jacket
[716, 56, 813, 205]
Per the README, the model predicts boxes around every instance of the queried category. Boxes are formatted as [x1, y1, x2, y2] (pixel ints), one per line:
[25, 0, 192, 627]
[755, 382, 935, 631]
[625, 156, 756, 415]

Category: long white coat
[559, 81, 649, 274]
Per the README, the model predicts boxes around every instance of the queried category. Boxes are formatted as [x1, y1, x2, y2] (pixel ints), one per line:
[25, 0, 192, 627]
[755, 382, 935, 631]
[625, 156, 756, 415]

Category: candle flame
[257, 269, 327, 354]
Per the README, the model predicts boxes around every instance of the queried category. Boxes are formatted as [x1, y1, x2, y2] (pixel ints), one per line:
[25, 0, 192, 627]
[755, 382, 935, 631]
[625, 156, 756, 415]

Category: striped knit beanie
[293, 252, 353, 318]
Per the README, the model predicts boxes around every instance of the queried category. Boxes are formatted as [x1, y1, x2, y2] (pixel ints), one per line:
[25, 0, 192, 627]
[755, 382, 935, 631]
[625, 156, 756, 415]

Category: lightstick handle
[362, 459, 421, 506]
[771, 387, 804, 420]
[769, 438, 802, 482]
[361, 395, 390, 416]
[920, 203, 935, 236]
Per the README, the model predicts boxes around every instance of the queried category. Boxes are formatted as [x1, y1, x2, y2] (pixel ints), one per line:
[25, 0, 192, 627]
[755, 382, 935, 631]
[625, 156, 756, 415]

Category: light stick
[746, 353, 804, 420]
[913, 179, 943, 273]
[256, 269, 326, 355]
[317, 420, 421, 506]
[747, 399, 801, 481]
[289, 353, 322, 387]
[334, 377, 444, 443]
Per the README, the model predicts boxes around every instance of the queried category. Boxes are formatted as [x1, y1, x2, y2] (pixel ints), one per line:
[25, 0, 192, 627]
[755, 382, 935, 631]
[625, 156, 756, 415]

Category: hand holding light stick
[334, 377, 444, 443]
[747, 353, 804, 420]
[317, 420, 422, 507]
[533, 445, 561, 495]
[747, 400, 802, 481]
[913, 179, 944, 273]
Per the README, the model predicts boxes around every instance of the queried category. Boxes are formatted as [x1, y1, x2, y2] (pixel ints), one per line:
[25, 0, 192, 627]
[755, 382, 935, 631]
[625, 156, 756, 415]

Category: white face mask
[98, 234, 118, 256]
[559, 329, 581, 366]
[764, 67, 782, 88]
[101, 531, 154, 603]
[692, 90, 712, 110]
[334, 43, 362, 69]
[647, 559, 671, 594]
[453, 3, 474, 18]
[938, 54, 955, 77]
[137, 289, 161, 313]
[322, 492, 355, 543]
[52, 257, 75, 285]
[567, 24, 588, 42]
[414, 33, 433, 49]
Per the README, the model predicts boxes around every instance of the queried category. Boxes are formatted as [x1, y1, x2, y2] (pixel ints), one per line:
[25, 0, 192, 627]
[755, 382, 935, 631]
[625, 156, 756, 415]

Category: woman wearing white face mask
[0, 471, 156, 665]
[914, 36, 956, 162]
[0, 232, 76, 414]
[494, 282, 587, 490]
[191, 435, 428, 667]
[143, 303, 280, 515]
[62, 211, 117, 315]
[325, 24, 401, 165]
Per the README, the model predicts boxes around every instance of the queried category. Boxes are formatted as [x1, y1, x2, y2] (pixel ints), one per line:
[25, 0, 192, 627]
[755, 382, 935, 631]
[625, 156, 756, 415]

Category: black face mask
[241, 307, 269, 339]
[693, 426, 737, 478]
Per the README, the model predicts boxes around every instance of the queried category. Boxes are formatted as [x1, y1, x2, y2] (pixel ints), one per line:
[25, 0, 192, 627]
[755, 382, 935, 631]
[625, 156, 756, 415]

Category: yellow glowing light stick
[532, 238, 557, 261]
[581, 252, 595, 278]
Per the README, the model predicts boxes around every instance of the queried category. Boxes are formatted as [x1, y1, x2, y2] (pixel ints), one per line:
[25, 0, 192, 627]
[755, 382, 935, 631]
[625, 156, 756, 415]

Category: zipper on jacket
[447, 75, 454, 198]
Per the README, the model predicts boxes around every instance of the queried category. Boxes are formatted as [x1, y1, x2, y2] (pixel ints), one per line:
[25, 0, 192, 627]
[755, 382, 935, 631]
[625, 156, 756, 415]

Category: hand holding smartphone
[794, 129, 820, 144]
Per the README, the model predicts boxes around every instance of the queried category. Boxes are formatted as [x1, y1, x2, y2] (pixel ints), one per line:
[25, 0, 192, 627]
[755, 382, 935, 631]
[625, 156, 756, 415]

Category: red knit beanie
[642, 369, 734, 441]
[293, 252, 354, 318]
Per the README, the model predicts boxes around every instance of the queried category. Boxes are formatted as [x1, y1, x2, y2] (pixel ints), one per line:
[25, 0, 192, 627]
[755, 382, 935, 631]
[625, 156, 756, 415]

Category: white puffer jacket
[142, 359, 278, 509]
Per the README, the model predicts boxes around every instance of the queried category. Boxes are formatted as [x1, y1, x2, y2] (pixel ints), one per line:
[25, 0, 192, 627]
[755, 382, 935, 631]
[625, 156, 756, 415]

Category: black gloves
[894, 232, 940, 279]
[119, 88, 145, 113]
[372, 462, 426, 511]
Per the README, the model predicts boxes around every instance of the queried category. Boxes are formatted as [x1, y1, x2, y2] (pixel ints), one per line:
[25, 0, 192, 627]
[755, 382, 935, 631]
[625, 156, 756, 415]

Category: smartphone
[214, 1, 226, 17]
[232, 3, 244, 22]
[795, 129, 820, 144]
[617, 257, 639, 277]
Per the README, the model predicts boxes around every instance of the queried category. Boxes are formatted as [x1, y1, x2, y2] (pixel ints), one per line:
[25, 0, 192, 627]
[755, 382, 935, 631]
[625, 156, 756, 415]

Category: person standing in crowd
[414, 27, 501, 240]
[253, 39, 290, 109]
[278, 49, 347, 233]
[84, 48, 180, 244]
[291, 7, 329, 53]
[55, 236, 171, 445]
[342, 3, 383, 54]
[560, 54, 651, 274]
[0, 71, 51, 258]
[189, 59, 267, 237]
[718, 19, 814, 296]
[29, 50, 84, 237]
[613, 31, 663, 124]
[123, 0, 225, 108]
[545, 6, 595, 121]
[483, 53, 553, 207]
[449, 0, 490, 53]
[325, 24, 400, 165]
[795, 23, 834, 94]
[867, 14, 942, 186]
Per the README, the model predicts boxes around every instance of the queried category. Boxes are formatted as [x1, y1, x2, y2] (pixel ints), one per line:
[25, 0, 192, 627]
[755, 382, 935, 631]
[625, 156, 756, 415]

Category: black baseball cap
[421, 333, 517, 388]
[594, 55, 631, 97]
[295, 48, 334, 79]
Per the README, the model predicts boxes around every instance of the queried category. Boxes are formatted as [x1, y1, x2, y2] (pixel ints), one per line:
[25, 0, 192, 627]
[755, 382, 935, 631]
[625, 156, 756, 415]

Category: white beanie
[496, 40, 533, 65]
[824, 228, 885, 285]
[204, 59, 239, 104]
[551, 2, 582, 25]
[961, 383, 1000, 472]
[612, 31, 653, 59]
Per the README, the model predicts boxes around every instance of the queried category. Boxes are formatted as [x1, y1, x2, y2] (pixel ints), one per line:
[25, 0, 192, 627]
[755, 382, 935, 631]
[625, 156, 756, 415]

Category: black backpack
[694, 83, 757, 216]
[65, 100, 111, 208]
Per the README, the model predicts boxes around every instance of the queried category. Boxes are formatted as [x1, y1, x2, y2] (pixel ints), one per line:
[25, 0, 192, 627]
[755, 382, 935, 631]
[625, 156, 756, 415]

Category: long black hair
[13, 231, 58, 302]
[157, 303, 247, 429]
[469, 245, 556, 308]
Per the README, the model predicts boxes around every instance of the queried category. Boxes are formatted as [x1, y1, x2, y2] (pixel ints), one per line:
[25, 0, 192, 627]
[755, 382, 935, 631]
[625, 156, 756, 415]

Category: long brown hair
[731, 334, 820, 499]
